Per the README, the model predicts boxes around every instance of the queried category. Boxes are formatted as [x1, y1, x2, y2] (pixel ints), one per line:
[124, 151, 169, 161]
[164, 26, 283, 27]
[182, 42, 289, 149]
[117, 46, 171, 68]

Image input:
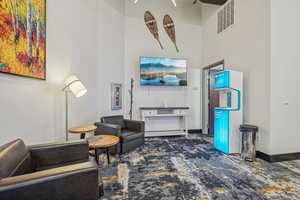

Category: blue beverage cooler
[214, 70, 243, 154]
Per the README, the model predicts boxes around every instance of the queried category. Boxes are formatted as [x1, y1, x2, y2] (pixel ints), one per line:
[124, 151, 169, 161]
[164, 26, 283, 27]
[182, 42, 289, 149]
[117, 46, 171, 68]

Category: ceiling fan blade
[171, 0, 177, 7]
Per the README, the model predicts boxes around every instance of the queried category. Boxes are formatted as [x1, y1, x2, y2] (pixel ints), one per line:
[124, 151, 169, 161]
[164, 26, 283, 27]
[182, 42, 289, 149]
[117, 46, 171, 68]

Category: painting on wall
[0, 0, 46, 80]
[140, 57, 187, 86]
[111, 83, 122, 110]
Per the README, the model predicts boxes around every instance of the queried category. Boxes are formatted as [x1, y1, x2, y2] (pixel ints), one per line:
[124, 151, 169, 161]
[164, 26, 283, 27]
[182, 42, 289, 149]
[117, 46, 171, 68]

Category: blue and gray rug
[99, 135, 300, 200]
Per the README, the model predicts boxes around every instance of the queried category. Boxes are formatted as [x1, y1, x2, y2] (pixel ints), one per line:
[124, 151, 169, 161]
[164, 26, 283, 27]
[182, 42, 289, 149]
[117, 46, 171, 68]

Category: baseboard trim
[188, 129, 202, 134]
[256, 151, 300, 162]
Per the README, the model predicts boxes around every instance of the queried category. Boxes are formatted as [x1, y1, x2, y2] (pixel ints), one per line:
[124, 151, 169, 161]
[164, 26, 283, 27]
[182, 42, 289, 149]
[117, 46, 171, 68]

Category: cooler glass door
[214, 109, 229, 154]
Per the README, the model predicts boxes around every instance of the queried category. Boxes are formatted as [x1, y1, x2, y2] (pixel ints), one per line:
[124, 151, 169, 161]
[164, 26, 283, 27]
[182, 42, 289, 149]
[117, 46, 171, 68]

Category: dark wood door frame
[202, 60, 225, 136]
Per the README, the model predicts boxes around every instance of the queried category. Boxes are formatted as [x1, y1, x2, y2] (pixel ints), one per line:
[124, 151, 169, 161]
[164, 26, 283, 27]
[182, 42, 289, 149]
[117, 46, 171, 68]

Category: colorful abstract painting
[0, 0, 46, 80]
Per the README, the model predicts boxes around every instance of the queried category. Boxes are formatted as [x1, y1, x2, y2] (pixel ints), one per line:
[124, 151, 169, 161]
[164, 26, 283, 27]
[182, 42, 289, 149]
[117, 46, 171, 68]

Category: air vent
[217, 0, 234, 34]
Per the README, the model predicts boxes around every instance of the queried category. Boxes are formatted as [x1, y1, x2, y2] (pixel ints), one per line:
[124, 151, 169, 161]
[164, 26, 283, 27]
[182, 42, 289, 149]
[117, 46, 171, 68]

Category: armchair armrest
[124, 119, 145, 132]
[0, 161, 99, 200]
[94, 122, 121, 136]
[29, 140, 89, 171]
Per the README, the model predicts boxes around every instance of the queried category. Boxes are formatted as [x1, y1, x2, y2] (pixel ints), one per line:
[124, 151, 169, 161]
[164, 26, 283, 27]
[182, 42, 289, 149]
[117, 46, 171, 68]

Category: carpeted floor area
[99, 134, 300, 200]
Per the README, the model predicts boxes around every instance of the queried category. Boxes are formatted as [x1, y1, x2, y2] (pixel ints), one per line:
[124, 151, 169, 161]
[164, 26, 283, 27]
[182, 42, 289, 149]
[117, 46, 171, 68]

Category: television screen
[140, 57, 187, 86]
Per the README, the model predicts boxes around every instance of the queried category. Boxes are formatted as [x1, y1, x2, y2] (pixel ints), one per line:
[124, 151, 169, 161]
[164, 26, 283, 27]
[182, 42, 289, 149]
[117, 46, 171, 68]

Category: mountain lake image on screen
[140, 57, 187, 86]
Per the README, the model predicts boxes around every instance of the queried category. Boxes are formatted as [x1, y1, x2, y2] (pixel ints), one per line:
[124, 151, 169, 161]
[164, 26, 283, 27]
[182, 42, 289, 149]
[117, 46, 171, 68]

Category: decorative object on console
[162, 100, 168, 108]
[111, 83, 122, 110]
[144, 11, 164, 50]
[163, 15, 179, 52]
[63, 75, 87, 140]
[0, 0, 46, 80]
[128, 78, 134, 120]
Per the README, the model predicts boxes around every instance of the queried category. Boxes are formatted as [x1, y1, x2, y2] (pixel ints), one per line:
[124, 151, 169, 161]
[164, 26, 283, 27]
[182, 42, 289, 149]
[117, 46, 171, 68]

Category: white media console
[140, 107, 189, 137]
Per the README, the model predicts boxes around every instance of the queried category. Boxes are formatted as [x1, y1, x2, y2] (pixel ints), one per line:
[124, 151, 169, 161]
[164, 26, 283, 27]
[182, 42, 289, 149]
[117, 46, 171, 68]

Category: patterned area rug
[99, 135, 300, 200]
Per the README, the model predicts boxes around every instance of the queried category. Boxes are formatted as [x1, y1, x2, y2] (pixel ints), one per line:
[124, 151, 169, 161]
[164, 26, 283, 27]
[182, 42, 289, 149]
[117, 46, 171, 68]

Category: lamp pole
[65, 90, 69, 141]
[63, 75, 87, 141]
[62, 80, 80, 141]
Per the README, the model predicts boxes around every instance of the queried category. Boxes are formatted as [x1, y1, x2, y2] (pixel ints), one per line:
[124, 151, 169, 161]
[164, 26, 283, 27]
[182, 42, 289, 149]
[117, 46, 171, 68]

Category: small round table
[69, 125, 97, 139]
[87, 135, 120, 165]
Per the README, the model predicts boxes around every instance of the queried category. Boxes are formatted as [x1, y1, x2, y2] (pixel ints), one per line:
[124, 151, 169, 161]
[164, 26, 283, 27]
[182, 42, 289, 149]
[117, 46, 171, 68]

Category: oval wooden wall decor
[144, 11, 164, 49]
[163, 15, 179, 52]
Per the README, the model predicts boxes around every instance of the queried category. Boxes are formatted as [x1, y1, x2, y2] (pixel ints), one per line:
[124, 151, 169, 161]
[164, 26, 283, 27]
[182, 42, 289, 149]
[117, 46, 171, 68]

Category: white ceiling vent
[217, 0, 235, 34]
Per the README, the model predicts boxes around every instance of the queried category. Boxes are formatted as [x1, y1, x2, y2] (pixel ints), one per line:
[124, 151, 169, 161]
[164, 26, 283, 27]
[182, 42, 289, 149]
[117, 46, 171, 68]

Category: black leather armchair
[0, 139, 100, 200]
[95, 115, 145, 154]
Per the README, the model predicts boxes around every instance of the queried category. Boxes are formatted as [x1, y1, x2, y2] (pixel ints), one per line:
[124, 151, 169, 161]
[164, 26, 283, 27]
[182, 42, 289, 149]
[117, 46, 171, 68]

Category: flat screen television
[140, 57, 187, 86]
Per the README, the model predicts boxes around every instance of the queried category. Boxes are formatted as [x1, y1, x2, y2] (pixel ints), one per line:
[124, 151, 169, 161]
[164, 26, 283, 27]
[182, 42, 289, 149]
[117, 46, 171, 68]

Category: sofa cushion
[101, 115, 125, 129]
[0, 139, 33, 179]
[121, 130, 144, 142]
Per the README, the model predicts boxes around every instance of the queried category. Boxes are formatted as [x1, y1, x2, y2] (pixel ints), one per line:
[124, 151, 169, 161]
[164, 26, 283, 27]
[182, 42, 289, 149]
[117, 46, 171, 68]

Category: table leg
[80, 133, 85, 139]
[99, 183, 104, 197]
[117, 143, 121, 155]
[95, 148, 100, 165]
[106, 148, 110, 164]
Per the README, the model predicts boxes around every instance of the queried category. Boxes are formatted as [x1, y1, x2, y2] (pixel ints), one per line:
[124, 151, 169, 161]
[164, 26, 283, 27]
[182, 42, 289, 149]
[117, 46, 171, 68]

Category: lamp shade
[64, 75, 87, 98]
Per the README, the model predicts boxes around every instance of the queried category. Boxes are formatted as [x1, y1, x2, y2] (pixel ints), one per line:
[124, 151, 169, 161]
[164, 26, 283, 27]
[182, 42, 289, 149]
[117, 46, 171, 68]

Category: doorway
[202, 61, 224, 136]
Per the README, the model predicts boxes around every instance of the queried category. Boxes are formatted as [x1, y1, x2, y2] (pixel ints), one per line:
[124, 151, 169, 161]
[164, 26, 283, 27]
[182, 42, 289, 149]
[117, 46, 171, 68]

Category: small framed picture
[111, 83, 122, 110]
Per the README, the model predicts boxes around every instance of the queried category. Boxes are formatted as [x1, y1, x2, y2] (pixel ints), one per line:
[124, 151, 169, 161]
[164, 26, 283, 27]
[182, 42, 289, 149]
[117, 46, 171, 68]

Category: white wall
[123, 0, 203, 129]
[201, 0, 271, 153]
[96, 0, 125, 117]
[270, 0, 300, 154]
[0, 0, 125, 145]
[0, 0, 204, 146]
[6, 0, 292, 154]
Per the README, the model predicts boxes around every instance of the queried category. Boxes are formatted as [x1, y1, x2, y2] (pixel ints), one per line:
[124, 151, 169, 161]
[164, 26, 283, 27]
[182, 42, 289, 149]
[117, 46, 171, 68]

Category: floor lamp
[62, 75, 87, 141]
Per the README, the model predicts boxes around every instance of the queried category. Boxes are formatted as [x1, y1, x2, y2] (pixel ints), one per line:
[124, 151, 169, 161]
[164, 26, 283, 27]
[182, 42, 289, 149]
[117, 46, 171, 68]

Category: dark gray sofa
[94, 115, 145, 154]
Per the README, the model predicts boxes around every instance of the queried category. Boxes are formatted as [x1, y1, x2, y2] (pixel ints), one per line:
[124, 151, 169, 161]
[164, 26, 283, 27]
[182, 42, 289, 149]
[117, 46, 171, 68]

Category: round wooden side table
[69, 125, 97, 139]
[87, 135, 120, 165]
